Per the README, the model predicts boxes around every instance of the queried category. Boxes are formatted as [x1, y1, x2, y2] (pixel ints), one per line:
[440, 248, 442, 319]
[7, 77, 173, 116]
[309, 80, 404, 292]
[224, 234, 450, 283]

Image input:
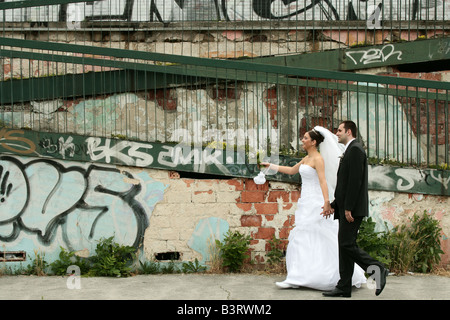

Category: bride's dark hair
[308, 129, 324, 146]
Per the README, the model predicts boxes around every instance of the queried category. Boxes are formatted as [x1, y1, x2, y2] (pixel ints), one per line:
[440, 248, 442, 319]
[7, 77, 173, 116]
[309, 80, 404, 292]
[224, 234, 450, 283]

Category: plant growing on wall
[357, 217, 391, 267]
[25, 249, 49, 276]
[88, 236, 136, 277]
[266, 236, 285, 265]
[407, 211, 444, 273]
[215, 230, 252, 273]
[50, 246, 90, 276]
[363, 211, 444, 274]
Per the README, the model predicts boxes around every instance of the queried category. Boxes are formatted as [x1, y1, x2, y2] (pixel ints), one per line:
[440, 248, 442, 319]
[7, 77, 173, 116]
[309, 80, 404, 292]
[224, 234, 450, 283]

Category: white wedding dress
[278, 164, 367, 291]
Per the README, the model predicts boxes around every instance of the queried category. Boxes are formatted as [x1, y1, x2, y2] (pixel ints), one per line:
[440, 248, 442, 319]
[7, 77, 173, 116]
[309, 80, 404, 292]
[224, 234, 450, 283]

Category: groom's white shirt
[343, 138, 355, 152]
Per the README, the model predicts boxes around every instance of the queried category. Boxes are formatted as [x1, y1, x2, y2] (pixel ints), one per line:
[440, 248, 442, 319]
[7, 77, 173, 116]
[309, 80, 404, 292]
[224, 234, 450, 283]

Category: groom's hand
[345, 210, 354, 223]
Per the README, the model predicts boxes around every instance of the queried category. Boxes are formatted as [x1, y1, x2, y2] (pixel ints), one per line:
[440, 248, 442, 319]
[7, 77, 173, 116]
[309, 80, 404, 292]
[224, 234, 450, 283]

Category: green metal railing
[1, 35, 448, 166]
[1, 0, 449, 169]
[1, 0, 449, 56]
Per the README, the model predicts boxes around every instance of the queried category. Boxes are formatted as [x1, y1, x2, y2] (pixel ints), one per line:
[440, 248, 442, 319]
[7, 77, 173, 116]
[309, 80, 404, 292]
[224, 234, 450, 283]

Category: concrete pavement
[0, 273, 449, 300]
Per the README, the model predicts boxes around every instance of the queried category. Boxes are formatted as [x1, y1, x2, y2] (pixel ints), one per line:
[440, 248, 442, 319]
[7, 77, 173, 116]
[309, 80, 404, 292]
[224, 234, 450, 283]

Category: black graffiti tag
[0, 156, 148, 250]
[0, 166, 12, 204]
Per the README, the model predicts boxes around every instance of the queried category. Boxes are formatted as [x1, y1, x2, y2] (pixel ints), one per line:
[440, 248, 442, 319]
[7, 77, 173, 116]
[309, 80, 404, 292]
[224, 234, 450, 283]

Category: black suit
[331, 140, 383, 293]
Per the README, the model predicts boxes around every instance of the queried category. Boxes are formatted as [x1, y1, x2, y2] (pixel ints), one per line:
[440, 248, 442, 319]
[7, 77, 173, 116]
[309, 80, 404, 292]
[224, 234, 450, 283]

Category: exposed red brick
[265, 239, 287, 252]
[245, 179, 269, 191]
[291, 191, 301, 202]
[194, 190, 213, 195]
[183, 179, 195, 187]
[254, 227, 275, 240]
[236, 203, 252, 211]
[267, 191, 289, 202]
[241, 215, 262, 227]
[283, 215, 295, 227]
[241, 191, 266, 203]
[253, 254, 265, 264]
[227, 180, 244, 191]
[254, 203, 278, 215]
[212, 87, 241, 100]
[169, 171, 180, 179]
[279, 227, 293, 239]
[147, 88, 177, 111]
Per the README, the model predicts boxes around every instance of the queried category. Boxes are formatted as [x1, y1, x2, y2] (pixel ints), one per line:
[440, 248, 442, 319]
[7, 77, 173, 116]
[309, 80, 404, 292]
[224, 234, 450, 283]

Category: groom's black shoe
[322, 288, 351, 298]
[375, 268, 389, 296]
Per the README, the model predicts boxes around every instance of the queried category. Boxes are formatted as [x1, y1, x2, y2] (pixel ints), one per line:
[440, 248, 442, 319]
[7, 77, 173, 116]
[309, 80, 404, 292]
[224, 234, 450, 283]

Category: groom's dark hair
[341, 120, 357, 138]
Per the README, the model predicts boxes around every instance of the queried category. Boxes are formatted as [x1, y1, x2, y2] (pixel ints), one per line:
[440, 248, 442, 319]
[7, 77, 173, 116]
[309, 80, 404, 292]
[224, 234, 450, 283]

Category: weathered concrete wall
[2, 71, 449, 164]
[1, 154, 449, 271]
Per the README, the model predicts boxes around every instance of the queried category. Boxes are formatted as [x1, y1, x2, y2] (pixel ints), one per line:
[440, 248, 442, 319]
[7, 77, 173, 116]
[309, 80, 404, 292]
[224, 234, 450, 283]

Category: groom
[322, 120, 388, 298]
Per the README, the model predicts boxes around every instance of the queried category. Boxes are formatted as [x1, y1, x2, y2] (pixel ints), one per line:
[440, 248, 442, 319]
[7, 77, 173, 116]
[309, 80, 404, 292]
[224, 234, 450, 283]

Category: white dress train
[278, 164, 366, 291]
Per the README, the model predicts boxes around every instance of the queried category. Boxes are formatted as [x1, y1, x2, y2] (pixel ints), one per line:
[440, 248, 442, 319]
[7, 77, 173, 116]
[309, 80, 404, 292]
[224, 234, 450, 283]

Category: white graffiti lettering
[86, 137, 153, 166]
[1, 0, 448, 23]
[395, 168, 424, 191]
[430, 170, 450, 190]
[157, 144, 230, 175]
[346, 44, 403, 66]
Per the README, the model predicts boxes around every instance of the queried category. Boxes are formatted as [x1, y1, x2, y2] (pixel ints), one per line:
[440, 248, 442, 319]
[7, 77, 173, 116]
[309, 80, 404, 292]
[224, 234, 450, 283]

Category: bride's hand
[321, 202, 332, 218]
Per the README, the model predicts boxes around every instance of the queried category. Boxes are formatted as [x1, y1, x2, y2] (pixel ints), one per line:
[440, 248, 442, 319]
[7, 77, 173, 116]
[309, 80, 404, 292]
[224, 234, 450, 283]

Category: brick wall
[144, 169, 450, 270]
[144, 171, 300, 267]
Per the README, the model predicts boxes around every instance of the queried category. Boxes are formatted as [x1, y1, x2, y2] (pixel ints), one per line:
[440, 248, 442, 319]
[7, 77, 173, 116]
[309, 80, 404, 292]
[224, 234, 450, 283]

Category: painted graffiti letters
[368, 165, 450, 196]
[0, 157, 28, 224]
[40, 136, 75, 159]
[251, 0, 339, 20]
[346, 44, 403, 66]
[0, 166, 13, 204]
[428, 39, 450, 60]
[0, 128, 36, 155]
[430, 170, 450, 190]
[86, 137, 153, 167]
[2, 0, 448, 23]
[0, 156, 149, 251]
[157, 144, 230, 175]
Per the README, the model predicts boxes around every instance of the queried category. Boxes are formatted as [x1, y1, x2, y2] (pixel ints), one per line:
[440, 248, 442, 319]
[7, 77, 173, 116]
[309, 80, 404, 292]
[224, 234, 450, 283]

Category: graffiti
[1, 129, 449, 195]
[187, 217, 229, 263]
[1, 0, 448, 23]
[250, 0, 340, 20]
[395, 168, 426, 191]
[430, 170, 450, 190]
[40, 136, 75, 159]
[0, 155, 166, 252]
[0, 128, 36, 155]
[368, 165, 450, 195]
[345, 44, 403, 66]
[86, 137, 153, 167]
[158, 144, 230, 175]
[428, 38, 450, 60]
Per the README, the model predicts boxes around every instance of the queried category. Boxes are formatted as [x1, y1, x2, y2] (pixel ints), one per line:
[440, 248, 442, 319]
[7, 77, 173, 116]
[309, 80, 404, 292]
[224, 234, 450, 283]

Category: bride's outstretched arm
[259, 161, 302, 175]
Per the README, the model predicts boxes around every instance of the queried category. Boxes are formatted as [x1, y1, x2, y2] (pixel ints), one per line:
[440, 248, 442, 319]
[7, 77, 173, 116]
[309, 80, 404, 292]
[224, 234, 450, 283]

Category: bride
[261, 126, 366, 291]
